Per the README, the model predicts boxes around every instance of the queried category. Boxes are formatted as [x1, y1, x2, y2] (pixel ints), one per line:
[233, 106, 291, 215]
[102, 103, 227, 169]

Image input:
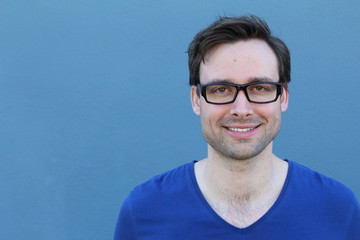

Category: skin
[190, 39, 289, 228]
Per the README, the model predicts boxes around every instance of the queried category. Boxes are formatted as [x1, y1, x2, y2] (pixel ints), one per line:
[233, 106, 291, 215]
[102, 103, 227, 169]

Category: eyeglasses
[198, 81, 283, 105]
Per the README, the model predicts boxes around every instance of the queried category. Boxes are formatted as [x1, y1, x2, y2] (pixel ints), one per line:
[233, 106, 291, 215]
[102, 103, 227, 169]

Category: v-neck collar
[188, 159, 293, 232]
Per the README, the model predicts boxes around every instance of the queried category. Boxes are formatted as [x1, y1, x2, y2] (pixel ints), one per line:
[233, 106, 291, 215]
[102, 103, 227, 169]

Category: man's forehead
[199, 40, 278, 82]
[202, 39, 273, 63]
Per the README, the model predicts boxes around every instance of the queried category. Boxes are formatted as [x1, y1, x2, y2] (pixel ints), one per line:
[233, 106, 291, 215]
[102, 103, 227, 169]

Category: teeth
[228, 127, 254, 132]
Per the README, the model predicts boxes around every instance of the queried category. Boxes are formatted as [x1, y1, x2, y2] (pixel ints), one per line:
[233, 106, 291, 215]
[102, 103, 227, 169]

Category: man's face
[191, 39, 289, 160]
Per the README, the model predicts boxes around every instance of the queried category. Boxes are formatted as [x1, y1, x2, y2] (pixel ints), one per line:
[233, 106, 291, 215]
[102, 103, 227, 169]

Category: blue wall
[1, 0, 359, 239]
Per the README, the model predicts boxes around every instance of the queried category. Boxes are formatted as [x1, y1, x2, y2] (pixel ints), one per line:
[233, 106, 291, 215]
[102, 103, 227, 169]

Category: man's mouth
[227, 127, 255, 133]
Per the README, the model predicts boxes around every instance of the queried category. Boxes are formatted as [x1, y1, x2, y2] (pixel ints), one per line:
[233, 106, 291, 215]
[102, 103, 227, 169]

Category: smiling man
[115, 15, 359, 239]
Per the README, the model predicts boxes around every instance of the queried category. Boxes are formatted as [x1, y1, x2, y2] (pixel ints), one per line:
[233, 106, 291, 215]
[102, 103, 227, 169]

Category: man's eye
[251, 84, 273, 92]
[215, 87, 228, 93]
[254, 86, 265, 91]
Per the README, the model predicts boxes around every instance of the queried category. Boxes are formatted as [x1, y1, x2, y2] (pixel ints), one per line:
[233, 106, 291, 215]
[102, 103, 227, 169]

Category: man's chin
[210, 144, 264, 161]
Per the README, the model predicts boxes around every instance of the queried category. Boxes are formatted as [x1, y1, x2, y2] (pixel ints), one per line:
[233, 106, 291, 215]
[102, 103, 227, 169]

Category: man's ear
[190, 86, 201, 116]
[280, 87, 289, 112]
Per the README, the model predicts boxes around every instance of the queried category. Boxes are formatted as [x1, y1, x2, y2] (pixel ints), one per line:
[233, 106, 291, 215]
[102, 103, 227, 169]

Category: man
[115, 15, 360, 239]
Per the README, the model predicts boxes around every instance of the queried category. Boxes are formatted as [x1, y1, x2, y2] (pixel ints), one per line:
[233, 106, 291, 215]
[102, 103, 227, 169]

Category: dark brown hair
[187, 15, 291, 89]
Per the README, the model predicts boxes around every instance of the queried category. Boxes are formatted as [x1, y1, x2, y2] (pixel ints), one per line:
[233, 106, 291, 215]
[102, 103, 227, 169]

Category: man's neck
[198, 157, 274, 199]
[194, 145, 288, 228]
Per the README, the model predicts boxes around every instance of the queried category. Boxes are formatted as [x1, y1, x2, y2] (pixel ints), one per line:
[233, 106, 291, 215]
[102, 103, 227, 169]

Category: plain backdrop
[0, 0, 359, 239]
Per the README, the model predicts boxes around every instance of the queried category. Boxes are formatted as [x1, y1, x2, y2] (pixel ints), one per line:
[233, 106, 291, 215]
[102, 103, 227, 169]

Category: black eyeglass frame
[197, 81, 283, 105]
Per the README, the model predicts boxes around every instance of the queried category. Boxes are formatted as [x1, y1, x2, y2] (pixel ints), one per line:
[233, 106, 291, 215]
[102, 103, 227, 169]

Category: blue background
[0, 0, 359, 239]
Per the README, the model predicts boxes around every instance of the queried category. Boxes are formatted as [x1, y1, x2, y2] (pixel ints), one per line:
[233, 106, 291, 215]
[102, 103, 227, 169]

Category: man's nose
[229, 90, 254, 117]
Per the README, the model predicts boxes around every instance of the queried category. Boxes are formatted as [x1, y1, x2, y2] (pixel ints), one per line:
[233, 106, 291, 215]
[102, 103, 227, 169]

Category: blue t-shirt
[115, 160, 360, 239]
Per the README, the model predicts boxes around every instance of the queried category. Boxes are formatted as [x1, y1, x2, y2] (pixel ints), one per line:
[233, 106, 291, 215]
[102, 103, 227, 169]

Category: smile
[227, 127, 255, 132]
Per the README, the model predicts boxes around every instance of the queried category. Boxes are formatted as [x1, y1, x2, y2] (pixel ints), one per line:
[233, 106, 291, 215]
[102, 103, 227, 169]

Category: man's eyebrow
[204, 79, 233, 84]
[204, 77, 276, 84]
[247, 77, 276, 83]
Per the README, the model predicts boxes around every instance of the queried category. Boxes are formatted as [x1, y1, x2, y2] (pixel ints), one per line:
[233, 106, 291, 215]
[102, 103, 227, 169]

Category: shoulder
[117, 161, 197, 233]
[288, 160, 358, 207]
[285, 160, 360, 236]
[125, 161, 195, 207]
